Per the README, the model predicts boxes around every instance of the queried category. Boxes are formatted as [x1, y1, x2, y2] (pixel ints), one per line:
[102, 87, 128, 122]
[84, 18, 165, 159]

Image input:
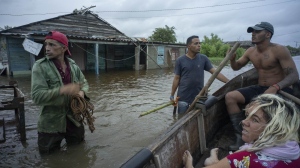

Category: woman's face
[241, 104, 268, 143]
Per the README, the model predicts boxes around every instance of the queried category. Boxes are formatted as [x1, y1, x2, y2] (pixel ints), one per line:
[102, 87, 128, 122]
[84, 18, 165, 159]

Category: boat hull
[121, 68, 259, 168]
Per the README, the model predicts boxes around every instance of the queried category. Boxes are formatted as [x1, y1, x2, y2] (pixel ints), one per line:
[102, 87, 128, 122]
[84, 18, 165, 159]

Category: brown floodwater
[0, 63, 263, 168]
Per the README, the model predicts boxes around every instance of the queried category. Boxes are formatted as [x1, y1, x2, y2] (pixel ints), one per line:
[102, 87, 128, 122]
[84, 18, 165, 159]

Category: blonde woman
[183, 94, 300, 168]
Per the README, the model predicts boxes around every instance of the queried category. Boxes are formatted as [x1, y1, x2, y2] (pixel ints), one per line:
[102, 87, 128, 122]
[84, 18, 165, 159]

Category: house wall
[1, 34, 186, 75]
[86, 43, 106, 71]
[146, 45, 186, 70]
[70, 43, 86, 70]
[7, 37, 31, 74]
[106, 44, 135, 70]
[0, 36, 8, 74]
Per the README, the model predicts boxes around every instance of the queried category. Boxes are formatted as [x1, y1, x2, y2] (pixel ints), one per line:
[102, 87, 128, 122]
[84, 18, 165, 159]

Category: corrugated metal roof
[0, 11, 127, 39]
[0, 10, 186, 46]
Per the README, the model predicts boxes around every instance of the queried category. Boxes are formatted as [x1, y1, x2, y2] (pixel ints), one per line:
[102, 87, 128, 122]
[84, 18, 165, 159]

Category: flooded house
[0, 9, 186, 76]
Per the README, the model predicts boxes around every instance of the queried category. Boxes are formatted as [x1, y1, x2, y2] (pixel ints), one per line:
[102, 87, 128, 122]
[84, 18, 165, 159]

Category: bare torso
[247, 44, 285, 86]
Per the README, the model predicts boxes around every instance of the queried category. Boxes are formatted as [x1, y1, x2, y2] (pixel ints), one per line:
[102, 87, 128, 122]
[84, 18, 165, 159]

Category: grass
[208, 57, 227, 65]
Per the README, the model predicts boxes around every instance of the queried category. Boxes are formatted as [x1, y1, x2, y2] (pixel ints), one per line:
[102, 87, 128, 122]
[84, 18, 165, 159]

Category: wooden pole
[185, 42, 241, 113]
[278, 90, 300, 105]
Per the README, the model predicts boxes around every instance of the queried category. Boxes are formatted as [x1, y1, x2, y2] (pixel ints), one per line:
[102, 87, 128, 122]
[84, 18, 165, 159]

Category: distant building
[0, 9, 186, 76]
[224, 41, 253, 49]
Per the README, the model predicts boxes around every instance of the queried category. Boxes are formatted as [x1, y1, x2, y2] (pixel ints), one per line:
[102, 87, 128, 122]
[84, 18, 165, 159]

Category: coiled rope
[70, 94, 95, 133]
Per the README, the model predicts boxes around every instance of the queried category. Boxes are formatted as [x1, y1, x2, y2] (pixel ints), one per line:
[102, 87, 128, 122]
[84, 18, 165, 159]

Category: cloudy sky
[0, 0, 299, 47]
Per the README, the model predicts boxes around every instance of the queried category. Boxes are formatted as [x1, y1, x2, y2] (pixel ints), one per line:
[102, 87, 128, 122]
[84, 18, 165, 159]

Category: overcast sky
[0, 0, 299, 47]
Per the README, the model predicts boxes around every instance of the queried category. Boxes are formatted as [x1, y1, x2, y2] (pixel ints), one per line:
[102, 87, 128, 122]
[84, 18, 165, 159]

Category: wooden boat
[121, 66, 300, 168]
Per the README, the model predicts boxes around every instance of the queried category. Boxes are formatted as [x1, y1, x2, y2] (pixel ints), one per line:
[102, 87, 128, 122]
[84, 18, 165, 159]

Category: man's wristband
[272, 84, 280, 90]
[170, 95, 174, 100]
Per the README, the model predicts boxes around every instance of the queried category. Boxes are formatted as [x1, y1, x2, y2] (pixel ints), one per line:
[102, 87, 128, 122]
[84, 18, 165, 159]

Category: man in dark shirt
[170, 35, 229, 114]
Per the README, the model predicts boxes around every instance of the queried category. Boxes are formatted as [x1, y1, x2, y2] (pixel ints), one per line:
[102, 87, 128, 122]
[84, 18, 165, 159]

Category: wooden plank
[0, 83, 26, 141]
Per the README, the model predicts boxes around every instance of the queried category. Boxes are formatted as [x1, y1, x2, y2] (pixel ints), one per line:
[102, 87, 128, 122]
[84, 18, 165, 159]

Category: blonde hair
[245, 94, 300, 152]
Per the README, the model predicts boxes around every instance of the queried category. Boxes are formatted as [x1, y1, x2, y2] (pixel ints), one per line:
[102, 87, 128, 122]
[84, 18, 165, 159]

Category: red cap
[45, 31, 71, 56]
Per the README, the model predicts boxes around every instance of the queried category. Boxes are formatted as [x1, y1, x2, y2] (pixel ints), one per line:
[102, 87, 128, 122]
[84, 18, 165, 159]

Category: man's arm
[271, 46, 299, 91]
[31, 63, 67, 106]
[171, 75, 180, 99]
[229, 47, 252, 70]
[209, 68, 229, 83]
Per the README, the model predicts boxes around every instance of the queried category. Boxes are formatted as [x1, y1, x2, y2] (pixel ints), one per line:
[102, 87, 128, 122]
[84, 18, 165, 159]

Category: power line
[274, 31, 300, 37]
[94, 0, 267, 13]
[104, 0, 296, 19]
[0, 0, 293, 16]
[0, 12, 68, 16]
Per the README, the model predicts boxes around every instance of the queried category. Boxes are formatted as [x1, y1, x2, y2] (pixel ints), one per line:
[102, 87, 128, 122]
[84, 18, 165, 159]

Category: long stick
[185, 42, 241, 113]
[278, 90, 300, 105]
[139, 101, 174, 117]
[173, 106, 177, 115]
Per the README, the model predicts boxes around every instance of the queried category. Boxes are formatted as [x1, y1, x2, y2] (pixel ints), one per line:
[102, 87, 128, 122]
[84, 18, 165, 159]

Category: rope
[70, 94, 95, 133]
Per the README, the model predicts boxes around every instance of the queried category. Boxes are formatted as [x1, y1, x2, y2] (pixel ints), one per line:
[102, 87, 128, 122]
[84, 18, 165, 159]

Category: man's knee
[177, 101, 189, 114]
[38, 133, 63, 154]
[225, 91, 236, 103]
[225, 91, 243, 104]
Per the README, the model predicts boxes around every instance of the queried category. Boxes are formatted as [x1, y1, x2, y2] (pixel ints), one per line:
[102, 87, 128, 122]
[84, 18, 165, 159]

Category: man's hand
[78, 90, 85, 97]
[170, 95, 175, 102]
[227, 48, 237, 61]
[264, 86, 278, 94]
[60, 83, 81, 95]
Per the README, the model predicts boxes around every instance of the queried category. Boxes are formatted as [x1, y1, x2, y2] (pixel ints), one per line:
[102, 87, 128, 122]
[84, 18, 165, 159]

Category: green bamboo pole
[139, 101, 174, 117]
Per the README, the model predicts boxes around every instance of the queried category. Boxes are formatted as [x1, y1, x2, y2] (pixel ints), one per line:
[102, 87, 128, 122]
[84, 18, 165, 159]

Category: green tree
[148, 25, 177, 43]
[201, 33, 245, 58]
[235, 47, 246, 59]
[286, 45, 300, 56]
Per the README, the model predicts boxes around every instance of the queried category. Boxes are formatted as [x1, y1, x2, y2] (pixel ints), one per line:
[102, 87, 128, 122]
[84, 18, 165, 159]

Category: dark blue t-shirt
[174, 54, 213, 104]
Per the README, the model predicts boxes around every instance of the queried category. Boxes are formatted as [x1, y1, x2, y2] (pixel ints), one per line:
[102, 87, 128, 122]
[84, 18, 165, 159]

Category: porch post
[95, 43, 99, 75]
[134, 45, 140, 70]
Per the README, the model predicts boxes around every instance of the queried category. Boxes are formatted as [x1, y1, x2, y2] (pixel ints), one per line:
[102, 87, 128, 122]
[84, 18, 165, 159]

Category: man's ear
[266, 32, 271, 39]
[62, 45, 68, 52]
[187, 43, 191, 48]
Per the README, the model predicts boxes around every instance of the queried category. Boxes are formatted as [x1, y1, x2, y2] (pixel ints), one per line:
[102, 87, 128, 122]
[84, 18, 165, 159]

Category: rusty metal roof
[0, 11, 127, 39]
[0, 11, 186, 46]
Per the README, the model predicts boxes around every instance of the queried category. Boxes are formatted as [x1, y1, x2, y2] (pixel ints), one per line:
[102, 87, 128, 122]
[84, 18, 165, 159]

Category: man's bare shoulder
[269, 43, 291, 57]
[269, 43, 287, 50]
[243, 46, 256, 57]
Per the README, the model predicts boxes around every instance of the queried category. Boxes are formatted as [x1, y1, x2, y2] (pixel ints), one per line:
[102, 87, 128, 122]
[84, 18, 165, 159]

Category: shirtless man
[225, 22, 299, 151]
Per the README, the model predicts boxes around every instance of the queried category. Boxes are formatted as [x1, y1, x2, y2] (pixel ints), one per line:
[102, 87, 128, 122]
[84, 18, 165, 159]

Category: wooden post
[95, 43, 99, 75]
[134, 45, 140, 70]
[19, 99, 26, 141]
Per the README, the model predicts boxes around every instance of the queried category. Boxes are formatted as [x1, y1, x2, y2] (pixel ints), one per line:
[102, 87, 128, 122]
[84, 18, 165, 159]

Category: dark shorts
[237, 85, 294, 104]
[38, 119, 85, 154]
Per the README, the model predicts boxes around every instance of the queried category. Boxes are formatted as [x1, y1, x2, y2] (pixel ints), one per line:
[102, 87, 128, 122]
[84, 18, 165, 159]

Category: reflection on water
[0, 64, 254, 168]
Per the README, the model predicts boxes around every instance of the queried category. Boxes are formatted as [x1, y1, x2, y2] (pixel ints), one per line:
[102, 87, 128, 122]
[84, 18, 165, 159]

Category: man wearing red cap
[225, 22, 299, 151]
[31, 31, 89, 154]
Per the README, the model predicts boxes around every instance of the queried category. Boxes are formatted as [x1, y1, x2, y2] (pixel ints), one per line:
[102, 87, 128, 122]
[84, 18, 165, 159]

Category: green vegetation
[148, 25, 177, 43]
[208, 57, 228, 65]
[287, 45, 300, 56]
[200, 33, 245, 59]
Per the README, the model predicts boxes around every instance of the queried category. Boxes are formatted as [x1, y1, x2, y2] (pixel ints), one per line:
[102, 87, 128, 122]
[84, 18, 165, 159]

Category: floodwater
[1, 56, 299, 168]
